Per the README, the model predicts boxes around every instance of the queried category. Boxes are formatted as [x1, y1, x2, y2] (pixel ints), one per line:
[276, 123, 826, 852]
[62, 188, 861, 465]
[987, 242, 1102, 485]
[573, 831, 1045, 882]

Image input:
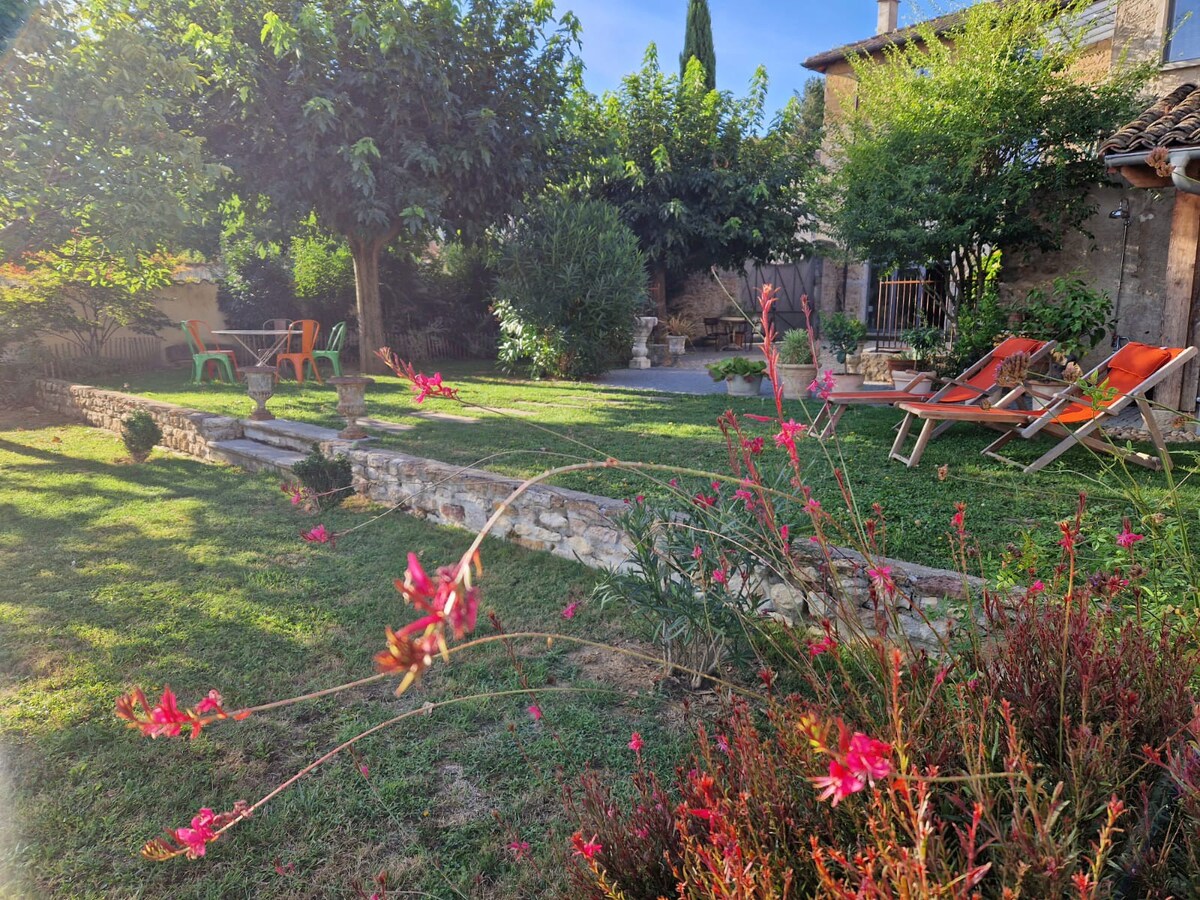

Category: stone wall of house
[33, 378, 242, 459]
[32, 377, 987, 651]
[669, 271, 743, 334]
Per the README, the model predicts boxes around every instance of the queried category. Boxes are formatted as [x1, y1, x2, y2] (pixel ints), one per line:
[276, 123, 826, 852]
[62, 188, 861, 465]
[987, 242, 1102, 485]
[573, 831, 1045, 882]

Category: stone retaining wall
[33, 378, 984, 650]
[33, 378, 242, 461]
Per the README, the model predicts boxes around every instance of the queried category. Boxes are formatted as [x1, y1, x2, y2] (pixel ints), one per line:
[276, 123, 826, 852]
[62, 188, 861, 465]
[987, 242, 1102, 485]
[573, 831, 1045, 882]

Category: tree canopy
[128, 0, 579, 372]
[561, 46, 814, 314]
[825, 0, 1149, 308]
[680, 0, 716, 91]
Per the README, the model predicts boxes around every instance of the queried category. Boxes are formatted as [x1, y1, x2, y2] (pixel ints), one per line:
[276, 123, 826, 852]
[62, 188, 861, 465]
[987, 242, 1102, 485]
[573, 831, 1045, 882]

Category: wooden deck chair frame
[978, 344, 1197, 474]
[890, 344, 1197, 472]
[814, 338, 1056, 440]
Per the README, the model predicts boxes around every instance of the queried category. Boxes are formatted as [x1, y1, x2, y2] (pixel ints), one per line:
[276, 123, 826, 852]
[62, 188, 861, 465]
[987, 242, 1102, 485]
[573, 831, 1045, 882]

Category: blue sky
[566, 1, 973, 115]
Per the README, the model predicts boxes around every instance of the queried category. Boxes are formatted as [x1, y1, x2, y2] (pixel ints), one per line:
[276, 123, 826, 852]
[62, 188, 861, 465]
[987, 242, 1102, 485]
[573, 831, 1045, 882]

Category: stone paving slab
[243, 419, 341, 452]
[209, 439, 305, 472]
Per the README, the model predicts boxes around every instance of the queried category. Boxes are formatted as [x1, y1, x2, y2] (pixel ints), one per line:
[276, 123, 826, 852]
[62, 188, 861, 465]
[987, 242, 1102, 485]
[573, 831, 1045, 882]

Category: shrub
[777, 328, 813, 365]
[1019, 273, 1113, 361]
[121, 410, 161, 463]
[291, 444, 353, 510]
[494, 198, 647, 379]
[822, 311, 866, 365]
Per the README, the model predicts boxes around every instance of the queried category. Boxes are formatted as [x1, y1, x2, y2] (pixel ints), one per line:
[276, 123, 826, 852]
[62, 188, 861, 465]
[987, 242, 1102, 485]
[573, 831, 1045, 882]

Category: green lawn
[96, 364, 1200, 571]
[0, 419, 688, 899]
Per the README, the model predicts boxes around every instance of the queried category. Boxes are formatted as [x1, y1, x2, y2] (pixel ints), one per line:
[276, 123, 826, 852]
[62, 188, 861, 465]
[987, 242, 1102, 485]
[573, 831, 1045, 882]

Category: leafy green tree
[680, 0, 715, 91]
[0, 2, 218, 262]
[825, 0, 1149, 313]
[0, 0, 31, 51]
[135, 0, 578, 372]
[562, 47, 812, 316]
[0, 237, 174, 354]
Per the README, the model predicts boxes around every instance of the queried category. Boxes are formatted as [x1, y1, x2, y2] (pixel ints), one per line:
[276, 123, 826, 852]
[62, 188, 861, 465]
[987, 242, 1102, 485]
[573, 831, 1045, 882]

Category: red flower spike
[375, 350, 460, 403]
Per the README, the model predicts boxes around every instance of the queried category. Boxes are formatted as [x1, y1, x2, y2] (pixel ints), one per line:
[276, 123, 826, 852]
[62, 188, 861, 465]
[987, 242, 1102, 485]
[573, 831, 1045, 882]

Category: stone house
[803, 0, 1200, 412]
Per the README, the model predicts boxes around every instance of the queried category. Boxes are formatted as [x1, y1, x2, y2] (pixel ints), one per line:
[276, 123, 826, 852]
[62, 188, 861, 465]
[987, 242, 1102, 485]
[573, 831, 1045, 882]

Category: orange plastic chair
[183, 320, 240, 383]
[277, 319, 322, 384]
[891, 342, 1198, 472]
[814, 337, 1055, 439]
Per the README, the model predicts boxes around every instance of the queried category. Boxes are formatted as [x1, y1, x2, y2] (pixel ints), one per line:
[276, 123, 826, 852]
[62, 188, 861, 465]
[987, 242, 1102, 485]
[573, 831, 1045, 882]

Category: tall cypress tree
[680, 0, 716, 91]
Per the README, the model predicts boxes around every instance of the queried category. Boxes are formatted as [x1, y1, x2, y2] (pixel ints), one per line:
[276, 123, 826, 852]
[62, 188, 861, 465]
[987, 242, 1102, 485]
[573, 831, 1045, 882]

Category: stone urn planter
[835, 371, 866, 392]
[666, 334, 687, 357]
[328, 375, 375, 440]
[243, 365, 278, 421]
[777, 363, 818, 399]
[629, 316, 658, 369]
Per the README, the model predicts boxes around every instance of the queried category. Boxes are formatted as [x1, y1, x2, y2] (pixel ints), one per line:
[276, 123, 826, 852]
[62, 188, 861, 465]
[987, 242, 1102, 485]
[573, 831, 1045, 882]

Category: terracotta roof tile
[1100, 84, 1200, 155]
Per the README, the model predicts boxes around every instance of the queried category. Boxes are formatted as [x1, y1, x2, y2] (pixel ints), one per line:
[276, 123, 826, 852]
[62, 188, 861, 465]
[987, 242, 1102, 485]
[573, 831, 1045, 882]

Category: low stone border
[33, 377, 985, 650]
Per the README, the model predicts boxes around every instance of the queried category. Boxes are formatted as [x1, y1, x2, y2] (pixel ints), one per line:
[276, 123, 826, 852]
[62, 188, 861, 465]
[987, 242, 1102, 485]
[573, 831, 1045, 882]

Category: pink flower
[508, 840, 531, 860]
[692, 544, 704, 560]
[1030, 580, 1045, 594]
[1117, 522, 1145, 549]
[741, 437, 764, 455]
[635, 494, 645, 503]
[867, 564, 896, 597]
[812, 760, 865, 806]
[148, 687, 188, 738]
[951, 504, 966, 532]
[774, 419, 808, 452]
[195, 690, 224, 715]
[734, 488, 754, 505]
[846, 733, 892, 782]
[809, 635, 837, 657]
[809, 370, 836, 400]
[375, 351, 460, 403]
[359, 763, 369, 778]
[693, 492, 717, 508]
[571, 833, 603, 861]
[711, 481, 722, 492]
[527, 704, 542, 721]
[715, 734, 730, 753]
[301, 524, 333, 545]
[173, 808, 217, 859]
[712, 568, 727, 585]
[668, 478, 679, 487]
[628, 732, 643, 753]
[561, 600, 580, 620]
[805, 498, 822, 512]
[779, 524, 790, 544]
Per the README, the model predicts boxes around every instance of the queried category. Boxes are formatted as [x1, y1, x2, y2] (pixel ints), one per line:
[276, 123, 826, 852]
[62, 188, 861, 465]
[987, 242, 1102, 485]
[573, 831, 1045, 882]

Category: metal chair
[276, 319, 322, 384]
[311, 321, 346, 377]
[181, 320, 238, 384]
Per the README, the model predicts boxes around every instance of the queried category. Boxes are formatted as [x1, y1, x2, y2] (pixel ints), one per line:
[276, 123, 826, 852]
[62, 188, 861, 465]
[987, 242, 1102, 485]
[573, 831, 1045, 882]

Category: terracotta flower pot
[777, 363, 818, 399]
[835, 372, 866, 392]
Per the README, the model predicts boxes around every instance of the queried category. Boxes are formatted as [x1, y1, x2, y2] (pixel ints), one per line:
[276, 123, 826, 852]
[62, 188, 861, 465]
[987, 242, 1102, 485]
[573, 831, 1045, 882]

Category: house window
[1167, 0, 1200, 63]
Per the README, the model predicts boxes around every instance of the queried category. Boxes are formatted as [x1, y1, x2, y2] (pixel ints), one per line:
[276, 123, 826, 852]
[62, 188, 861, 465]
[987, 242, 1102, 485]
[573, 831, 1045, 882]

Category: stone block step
[209, 439, 306, 473]
[242, 419, 341, 452]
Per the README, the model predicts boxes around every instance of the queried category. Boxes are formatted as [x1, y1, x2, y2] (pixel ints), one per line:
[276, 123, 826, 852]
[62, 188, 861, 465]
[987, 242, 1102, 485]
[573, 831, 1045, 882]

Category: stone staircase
[209, 419, 344, 473]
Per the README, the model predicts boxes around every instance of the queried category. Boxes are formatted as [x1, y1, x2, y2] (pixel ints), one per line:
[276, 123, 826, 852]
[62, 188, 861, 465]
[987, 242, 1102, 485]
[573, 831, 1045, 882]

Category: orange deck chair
[890, 342, 1198, 472]
[277, 319, 323, 385]
[814, 337, 1055, 439]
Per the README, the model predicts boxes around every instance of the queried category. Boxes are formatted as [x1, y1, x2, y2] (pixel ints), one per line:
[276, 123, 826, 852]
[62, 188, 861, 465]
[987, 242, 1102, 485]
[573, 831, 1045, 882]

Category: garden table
[718, 317, 754, 351]
[211, 329, 292, 367]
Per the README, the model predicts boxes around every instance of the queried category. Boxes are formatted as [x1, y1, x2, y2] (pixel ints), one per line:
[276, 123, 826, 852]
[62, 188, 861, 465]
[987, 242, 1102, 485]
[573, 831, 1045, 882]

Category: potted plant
[823, 311, 868, 391]
[663, 314, 697, 357]
[892, 318, 944, 391]
[706, 357, 768, 396]
[776, 329, 818, 399]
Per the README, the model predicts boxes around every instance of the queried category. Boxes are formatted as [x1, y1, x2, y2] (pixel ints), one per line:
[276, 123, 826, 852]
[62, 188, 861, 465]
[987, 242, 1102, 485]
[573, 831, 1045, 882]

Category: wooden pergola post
[1161, 191, 1200, 413]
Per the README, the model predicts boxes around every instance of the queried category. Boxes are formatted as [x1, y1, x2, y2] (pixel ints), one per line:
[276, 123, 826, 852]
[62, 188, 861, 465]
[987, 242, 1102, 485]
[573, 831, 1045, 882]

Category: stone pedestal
[244, 366, 278, 421]
[629, 316, 657, 369]
[329, 376, 374, 440]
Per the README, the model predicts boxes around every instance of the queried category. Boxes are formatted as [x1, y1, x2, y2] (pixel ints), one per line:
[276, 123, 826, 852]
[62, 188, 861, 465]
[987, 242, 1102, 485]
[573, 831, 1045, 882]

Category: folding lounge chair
[814, 337, 1054, 439]
[890, 342, 1197, 472]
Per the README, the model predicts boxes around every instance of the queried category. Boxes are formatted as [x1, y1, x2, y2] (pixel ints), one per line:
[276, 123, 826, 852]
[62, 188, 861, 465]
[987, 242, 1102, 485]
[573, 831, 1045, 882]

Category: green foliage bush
[778, 329, 814, 365]
[292, 444, 354, 511]
[494, 198, 647, 379]
[121, 410, 161, 462]
[1019, 273, 1113, 360]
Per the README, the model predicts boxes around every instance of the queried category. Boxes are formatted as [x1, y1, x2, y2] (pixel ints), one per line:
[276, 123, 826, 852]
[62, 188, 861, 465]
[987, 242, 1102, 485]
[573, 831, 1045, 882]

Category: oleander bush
[494, 197, 648, 379]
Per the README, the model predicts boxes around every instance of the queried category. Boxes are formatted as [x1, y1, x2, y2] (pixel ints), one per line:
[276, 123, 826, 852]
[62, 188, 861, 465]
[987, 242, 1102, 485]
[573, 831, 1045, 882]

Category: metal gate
[869, 272, 948, 351]
[737, 259, 822, 333]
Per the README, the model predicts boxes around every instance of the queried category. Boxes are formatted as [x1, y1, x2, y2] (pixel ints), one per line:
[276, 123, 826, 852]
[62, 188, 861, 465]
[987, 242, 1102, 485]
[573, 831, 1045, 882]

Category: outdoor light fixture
[1109, 198, 1131, 220]
[1110, 198, 1131, 348]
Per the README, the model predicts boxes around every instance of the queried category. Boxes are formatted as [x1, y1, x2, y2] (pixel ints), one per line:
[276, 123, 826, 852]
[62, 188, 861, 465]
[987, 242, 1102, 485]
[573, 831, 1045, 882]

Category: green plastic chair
[312, 321, 346, 377]
[182, 320, 237, 384]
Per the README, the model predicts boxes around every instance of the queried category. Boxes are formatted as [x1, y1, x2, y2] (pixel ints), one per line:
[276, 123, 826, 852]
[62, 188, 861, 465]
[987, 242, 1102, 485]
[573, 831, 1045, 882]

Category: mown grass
[0, 419, 690, 899]
[97, 364, 1200, 570]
